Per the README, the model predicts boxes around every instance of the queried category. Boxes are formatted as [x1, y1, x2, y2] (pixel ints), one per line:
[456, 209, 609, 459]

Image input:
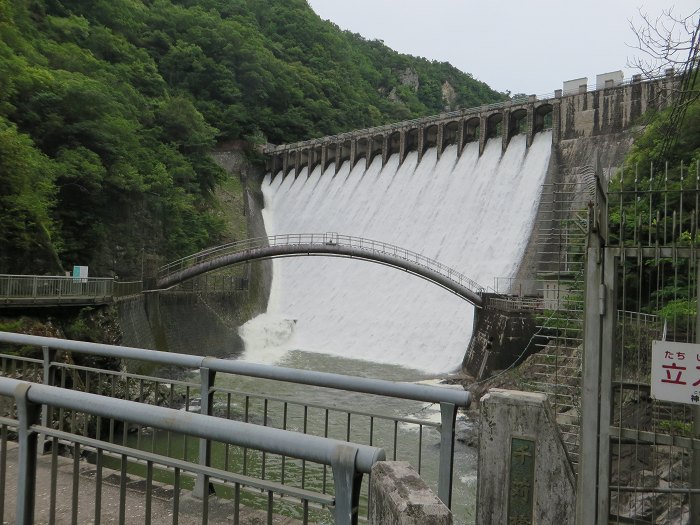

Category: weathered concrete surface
[463, 304, 538, 379]
[1, 443, 301, 524]
[476, 389, 575, 525]
[117, 291, 245, 359]
[369, 461, 452, 525]
[265, 75, 676, 176]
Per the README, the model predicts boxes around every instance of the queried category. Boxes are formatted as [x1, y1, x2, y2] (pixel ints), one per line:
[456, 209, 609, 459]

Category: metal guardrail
[0, 376, 385, 524]
[158, 233, 485, 303]
[0, 275, 143, 306]
[0, 331, 471, 513]
[486, 296, 542, 313]
[0, 274, 114, 305]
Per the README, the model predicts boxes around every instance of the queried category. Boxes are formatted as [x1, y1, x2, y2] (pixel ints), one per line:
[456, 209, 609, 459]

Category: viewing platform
[0, 274, 142, 308]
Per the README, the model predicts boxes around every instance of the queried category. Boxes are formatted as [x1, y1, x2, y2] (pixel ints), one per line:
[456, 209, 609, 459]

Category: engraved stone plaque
[507, 437, 535, 524]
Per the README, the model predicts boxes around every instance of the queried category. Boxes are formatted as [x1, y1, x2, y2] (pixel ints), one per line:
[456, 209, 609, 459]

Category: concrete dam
[237, 72, 677, 375]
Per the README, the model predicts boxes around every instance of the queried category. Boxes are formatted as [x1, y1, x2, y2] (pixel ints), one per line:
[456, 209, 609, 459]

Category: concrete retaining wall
[477, 389, 575, 524]
[116, 291, 246, 359]
[463, 304, 538, 379]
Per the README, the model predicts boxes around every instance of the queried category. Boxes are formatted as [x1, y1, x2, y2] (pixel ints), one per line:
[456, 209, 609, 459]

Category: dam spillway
[240, 131, 553, 374]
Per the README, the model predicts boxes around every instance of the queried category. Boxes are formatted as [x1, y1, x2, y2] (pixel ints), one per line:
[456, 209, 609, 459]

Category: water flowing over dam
[240, 131, 552, 373]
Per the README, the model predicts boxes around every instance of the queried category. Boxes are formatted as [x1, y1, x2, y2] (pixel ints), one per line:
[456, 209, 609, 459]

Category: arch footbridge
[158, 233, 485, 307]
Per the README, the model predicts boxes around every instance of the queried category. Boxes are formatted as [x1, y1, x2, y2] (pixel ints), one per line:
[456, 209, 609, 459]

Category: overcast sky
[306, 1, 698, 96]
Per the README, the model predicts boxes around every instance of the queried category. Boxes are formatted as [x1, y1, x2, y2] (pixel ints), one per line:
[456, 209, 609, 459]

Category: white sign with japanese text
[651, 341, 700, 405]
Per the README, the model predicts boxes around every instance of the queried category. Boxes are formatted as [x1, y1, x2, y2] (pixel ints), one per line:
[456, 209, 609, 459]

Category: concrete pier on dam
[264, 70, 677, 177]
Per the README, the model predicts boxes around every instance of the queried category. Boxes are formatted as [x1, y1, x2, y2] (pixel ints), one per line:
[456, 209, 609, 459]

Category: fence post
[40, 346, 57, 453]
[692, 263, 700, 523]
[576, 241, 603, 525]
[596, 249, 616, 523]
[331, 444, 362, 525]
[14, 382, 41, 525]
[438, 402, 457, 508]
[194, 361, 216, 498]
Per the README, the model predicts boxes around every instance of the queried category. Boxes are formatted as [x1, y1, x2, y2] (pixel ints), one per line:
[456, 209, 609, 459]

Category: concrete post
[320, 145, 328, 174]
[416, 128, 424, 164]
[382, 135, 389, 167]
[478, 115, 487, 156]
[350, 139, 357, 171]
[457, 120, 465, 158]
[501, 110, 511, 153]
[369, 462, 452, 525]
[551, 101, 562, 144]
[436, 123, 444, 159]
[526, 105, 535, 147]
[308, 147, 316, 174]
[476, 390, 575, 524]
[282, 152, 289, 178]
[294, 152, 301, 178]
[335, 142, 342, 174]
[399, 130, 407, 166]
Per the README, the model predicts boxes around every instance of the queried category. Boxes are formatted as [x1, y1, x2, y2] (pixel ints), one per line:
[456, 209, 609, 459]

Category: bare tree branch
[627, 6, 700, 78]
[626, 6, 700, 159]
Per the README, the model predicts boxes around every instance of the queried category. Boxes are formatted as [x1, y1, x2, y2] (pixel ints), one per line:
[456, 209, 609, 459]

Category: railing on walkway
[484, 295, 542, 313]
[158, 233, 485, 302]
[0, 275, 143, 306]
[0, 331, 471, 519]
[0, 376, 384, 525]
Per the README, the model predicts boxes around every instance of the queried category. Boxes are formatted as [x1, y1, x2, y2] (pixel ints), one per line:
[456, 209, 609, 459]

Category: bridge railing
[0, 274, 114, 303]
[0, 376, 384, 524]
[0, 331, 471, 516]
[158, 233, 485, 297]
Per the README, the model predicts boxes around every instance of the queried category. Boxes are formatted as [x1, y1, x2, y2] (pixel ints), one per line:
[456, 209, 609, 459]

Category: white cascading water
[239, 131, 552, 374]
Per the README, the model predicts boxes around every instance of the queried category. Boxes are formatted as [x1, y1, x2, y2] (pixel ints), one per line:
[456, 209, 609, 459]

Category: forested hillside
[0, 0, 505, 278]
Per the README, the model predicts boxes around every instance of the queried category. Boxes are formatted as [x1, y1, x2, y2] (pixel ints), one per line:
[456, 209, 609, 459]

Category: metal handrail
[0, 377, 385, 524]
[158, 233, 485, 299]
[0, 377, 385, 472]
[0, 330, 470, 508]
[0, 331, 471, 407]
[0, 275, 144, 306]
[0, 274, 113, 298]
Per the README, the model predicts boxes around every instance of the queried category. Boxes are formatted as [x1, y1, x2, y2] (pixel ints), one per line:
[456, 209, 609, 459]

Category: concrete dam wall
[265, 72, 675, 178]
[122, 74, 676, 374]
[253, 73, 676, 375]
